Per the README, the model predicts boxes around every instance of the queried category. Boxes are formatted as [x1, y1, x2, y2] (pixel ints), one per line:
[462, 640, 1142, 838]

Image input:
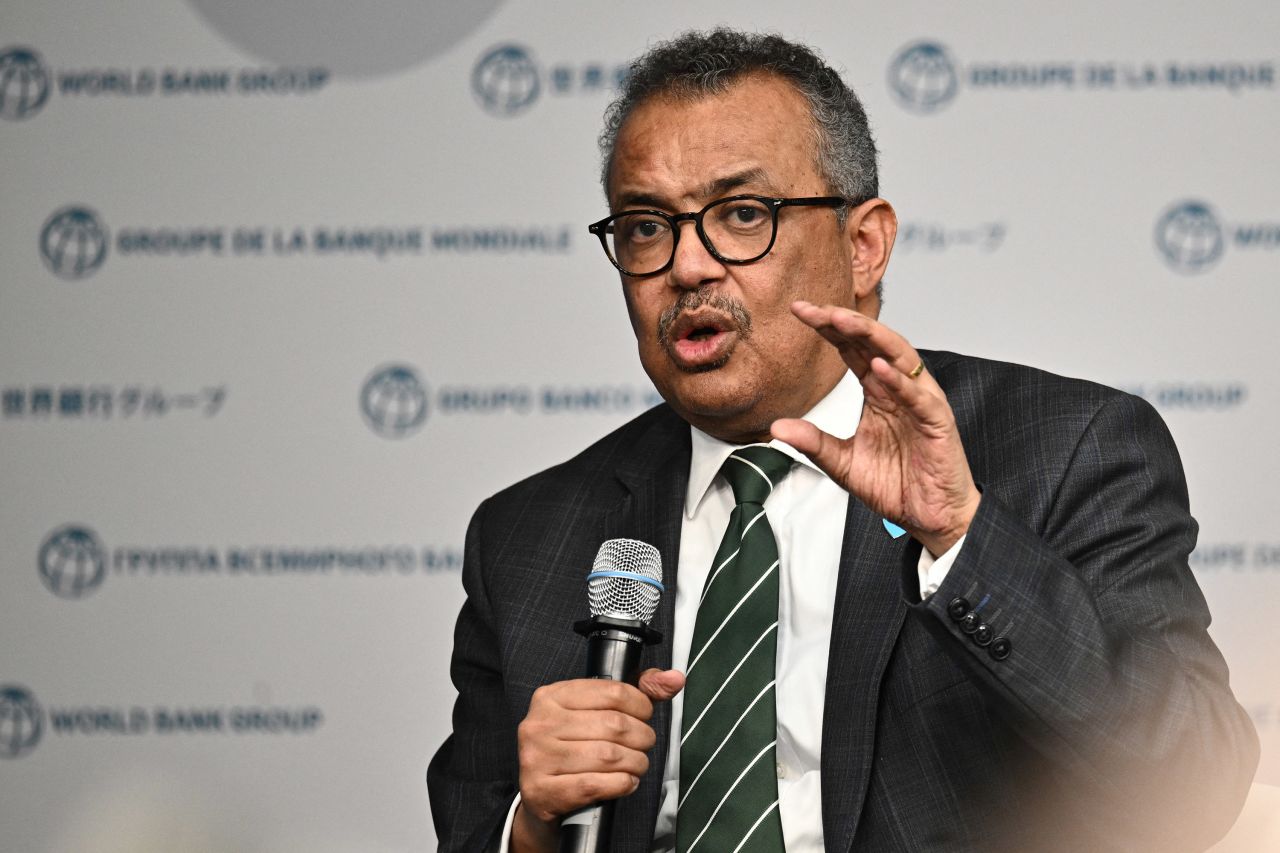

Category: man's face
[607, 73, 870, 443]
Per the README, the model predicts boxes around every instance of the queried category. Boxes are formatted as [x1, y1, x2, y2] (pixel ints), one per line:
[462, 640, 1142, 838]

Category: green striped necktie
[677, 444, 792, 853]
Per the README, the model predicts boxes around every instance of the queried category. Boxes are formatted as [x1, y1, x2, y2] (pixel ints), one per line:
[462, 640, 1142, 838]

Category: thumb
[638, 668, 685, 702]
[772, 418, 846, 482]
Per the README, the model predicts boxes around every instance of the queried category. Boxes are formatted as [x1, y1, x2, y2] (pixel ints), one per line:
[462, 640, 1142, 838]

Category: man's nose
[668, 221, 725, 289]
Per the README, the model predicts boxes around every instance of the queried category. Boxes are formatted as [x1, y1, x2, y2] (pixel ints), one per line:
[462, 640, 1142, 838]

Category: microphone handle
[558, 618, 649, 853]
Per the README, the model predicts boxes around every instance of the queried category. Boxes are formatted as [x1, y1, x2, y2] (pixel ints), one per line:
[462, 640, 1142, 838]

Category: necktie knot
[721, 445, 793, 507]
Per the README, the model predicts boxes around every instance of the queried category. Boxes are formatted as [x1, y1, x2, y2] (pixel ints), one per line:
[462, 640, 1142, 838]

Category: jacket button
[960, 611, 982, 635]
[973, 624, 994, 646]
[989, 637, 1012, 661]
[947, 597, 970, 621]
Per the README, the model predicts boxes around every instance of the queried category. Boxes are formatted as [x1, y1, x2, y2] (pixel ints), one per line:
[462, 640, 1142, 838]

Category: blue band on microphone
[586, 570, 666, 592]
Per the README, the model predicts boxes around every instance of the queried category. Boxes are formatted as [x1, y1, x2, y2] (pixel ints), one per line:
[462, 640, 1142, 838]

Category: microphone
[559, 538, 665, 853]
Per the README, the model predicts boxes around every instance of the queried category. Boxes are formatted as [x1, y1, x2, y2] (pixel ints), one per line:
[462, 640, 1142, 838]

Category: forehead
[608, 73, 824, 207]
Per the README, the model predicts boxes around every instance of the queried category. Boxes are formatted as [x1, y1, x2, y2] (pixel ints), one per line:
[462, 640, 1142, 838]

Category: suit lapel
[607, 408, 690, 851]
[821, 496, 910, 851]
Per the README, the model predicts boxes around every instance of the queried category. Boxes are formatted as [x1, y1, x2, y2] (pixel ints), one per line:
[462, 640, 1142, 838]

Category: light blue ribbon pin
[882, 519, 907, 539]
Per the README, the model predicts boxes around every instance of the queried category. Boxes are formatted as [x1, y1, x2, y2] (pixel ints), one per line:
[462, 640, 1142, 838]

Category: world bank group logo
[1155, 200, 1224, 274]
[40, 206, 109, 279]
[38, 525, 107, 599]
[361, 364, 428, 438]
[0, 46, 51, 120]
[888, 41, 959, 114]
[472, 43, 540, 116]
[0, 685, 43, 759]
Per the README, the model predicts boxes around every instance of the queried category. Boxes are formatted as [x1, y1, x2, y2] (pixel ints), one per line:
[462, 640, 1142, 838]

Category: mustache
[656, 291, 753, 345]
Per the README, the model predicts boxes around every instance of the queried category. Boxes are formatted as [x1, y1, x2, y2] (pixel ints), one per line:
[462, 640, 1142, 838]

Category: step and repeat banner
[2, 2, 1277, 850]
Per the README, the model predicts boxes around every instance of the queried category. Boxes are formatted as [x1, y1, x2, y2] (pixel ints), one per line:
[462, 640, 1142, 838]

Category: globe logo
[0, 46, 50, 121]
[1155, 200, 1225, 274]
[0, 685, 43, 759]
[39, 525, 107, 599]
[40, 206, 109, 280]
[361, 364, 428, 438]
[472, 44, 540, 116]
[888, 41, 959, 114]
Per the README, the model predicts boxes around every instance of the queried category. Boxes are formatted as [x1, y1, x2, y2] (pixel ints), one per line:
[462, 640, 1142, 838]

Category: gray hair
[600, 28, 879, 210]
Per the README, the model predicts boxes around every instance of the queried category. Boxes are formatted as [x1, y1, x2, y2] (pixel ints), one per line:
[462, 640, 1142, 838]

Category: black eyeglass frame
[587, 194, 849, 277]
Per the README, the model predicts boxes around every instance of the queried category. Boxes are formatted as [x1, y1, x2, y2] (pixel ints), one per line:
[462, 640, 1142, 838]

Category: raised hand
[771, 300, 980, 556]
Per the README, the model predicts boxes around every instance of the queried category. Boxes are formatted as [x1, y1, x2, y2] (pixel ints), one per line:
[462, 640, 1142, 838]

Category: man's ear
[845, 198, 897, 306]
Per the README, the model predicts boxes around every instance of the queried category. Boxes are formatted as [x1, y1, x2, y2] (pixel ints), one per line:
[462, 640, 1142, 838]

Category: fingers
[525, 680, 656, 746]
[791, 300, 925, 381]
[517, 678, 663, 823]
[791, 300, 949, 430]
[542, 678, 654, 718]
[518, 772, 643, 826]
[867, 356, 935, 427]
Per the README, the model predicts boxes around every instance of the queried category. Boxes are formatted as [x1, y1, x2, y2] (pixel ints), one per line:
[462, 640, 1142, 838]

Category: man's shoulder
[921, 348, 1141, 421]
[921, 349, 1173, 481]
[485, 402, 688, 512]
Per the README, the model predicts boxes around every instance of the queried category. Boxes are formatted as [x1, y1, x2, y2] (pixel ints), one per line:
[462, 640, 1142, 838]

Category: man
[428, 29, 1258, 852]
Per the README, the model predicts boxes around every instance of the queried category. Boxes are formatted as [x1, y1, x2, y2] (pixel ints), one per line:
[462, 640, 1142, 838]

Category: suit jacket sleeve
[427, 498, 514, 853]
[913, 389, 1258, 850]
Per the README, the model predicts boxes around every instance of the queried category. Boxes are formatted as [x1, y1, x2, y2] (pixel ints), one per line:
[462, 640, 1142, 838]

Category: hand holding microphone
[512, 540, 684, 853]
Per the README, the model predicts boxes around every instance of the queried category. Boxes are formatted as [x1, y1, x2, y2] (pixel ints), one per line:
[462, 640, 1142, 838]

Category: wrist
[512, 802, 559, 853]
[919, 492, 980, 556]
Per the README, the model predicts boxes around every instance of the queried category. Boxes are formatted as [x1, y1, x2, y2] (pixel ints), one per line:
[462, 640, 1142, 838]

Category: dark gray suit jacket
[428, 351, 1259, 852]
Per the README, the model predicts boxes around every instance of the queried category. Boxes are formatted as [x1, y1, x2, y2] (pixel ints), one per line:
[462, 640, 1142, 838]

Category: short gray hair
[600, 28, 879, 208]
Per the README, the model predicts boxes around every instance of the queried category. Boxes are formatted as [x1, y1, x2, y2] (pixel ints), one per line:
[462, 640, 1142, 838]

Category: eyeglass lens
[606, 197, 774, 275]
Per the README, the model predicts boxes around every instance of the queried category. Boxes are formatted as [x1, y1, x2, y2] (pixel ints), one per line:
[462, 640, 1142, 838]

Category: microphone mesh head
[588, 538, 662, 624]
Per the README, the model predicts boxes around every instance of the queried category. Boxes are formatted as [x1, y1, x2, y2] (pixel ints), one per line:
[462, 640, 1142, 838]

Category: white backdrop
[2, 2, 1277, 850]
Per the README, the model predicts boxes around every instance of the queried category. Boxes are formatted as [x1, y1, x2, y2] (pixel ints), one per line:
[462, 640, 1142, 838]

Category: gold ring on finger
[907, 361, 925, 380]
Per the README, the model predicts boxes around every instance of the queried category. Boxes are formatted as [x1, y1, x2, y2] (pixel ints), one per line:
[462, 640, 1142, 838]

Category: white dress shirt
[501, 370, 963, 851]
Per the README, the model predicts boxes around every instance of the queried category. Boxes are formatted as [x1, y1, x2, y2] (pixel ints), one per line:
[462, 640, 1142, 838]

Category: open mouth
[664, 311, 737, 369]
[664, 309, 732, 344]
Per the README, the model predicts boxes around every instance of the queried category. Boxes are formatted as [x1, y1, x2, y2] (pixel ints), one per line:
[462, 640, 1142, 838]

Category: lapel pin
[882, 519, 907, 539]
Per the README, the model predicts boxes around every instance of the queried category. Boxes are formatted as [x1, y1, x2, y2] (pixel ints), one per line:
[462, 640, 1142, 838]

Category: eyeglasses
[588, 195, 848, 277]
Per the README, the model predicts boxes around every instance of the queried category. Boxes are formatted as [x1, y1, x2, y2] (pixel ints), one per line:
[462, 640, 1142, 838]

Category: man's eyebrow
[613, 168, 773, 212]
[615, 191, 669, 210]
[695, 168, 770, 200]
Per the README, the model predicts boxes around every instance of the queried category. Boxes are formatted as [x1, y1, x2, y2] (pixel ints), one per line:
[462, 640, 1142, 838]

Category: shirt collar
[684, 370, 864, 519]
